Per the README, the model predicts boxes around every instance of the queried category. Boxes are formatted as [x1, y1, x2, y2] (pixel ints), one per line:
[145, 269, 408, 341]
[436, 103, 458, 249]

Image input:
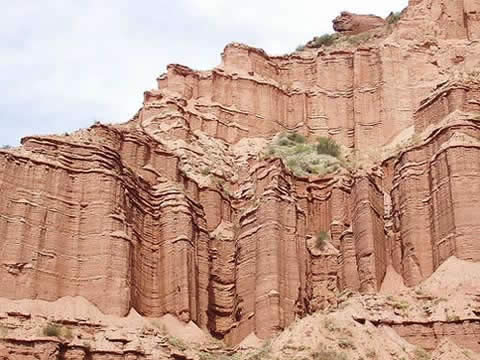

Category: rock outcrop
[332, 11, 387, 34]
[1, 0, 480, 358]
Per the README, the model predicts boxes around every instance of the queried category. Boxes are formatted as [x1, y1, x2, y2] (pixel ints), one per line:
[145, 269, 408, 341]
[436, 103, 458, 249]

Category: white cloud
[183, 0, 408, 53]
[0, 0, 407, 145]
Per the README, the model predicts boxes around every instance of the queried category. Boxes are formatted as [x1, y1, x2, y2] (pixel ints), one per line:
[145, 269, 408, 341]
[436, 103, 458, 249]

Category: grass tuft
[315, 231, 329, 250]
[414, 347, 431, 360]
[287, 132, 306, 143]
[316, 136, 341, 157]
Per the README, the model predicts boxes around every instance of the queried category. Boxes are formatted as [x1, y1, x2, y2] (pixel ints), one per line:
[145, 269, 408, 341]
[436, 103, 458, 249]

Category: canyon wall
[1, 0, 480, 349]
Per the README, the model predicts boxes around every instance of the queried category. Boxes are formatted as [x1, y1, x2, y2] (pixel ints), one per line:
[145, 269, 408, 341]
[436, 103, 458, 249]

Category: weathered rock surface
[1, 0, 480, 358]
[332, 11, 387, 34]
[0, 257, 479, 359]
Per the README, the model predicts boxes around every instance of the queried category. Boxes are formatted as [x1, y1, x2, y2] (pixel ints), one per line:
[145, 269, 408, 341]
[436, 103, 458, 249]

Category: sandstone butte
[1, 0, 480, 359]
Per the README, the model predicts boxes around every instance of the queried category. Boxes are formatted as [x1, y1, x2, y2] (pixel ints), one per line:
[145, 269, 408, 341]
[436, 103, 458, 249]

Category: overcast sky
[0, 0, 407, 145]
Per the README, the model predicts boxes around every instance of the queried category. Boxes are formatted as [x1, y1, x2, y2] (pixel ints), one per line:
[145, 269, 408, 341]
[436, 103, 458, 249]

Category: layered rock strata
[0, 0, 480, 349]
[332, 11, 387, 34]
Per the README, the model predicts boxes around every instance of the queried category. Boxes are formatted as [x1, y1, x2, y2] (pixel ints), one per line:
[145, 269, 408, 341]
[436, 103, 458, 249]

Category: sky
[0, 0, 408, 146]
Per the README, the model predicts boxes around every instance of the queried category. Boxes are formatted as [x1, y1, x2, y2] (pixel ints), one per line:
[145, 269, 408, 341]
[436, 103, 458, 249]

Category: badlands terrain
[1, 0, 480, 358]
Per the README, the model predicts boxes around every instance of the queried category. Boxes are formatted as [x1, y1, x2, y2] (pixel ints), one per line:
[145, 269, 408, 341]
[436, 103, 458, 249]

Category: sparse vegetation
[387, 11, 402, 25]
[150, 319, 167, 334]
[199, 352, 216, 360]
[43, 323, 62, 337]
[386, 297, 411, 317]
[199, 352, 244, 360]
[296, 31, 375, 52]
[445, 308, 461, 321]
[315, 231, 330, 250]
[1, 145, 12, 149]
[63, 327, 74, 340]
[214, 178, 233, 197]
[366, 348, 377, 359]
[296, 33, 340, 51]
[287, 132, 306, 143]
[414, 347, 431, 360]
[310, 34, 339, 48]
[312, 348, 347, 360]
[392, 300, 410, 311]
[168, 336, 187, 351]
[338, 338, 355, 350]
[247, 340, 272, 360]
[281, 344, 309, 352]
[200, 167, 211, 176]
[344, 32, 372, 46]
[447, 314, 461, 321]
[41, 324, 73, 339]
[264, 132, 342, 177]
[316, 136, 341, 157]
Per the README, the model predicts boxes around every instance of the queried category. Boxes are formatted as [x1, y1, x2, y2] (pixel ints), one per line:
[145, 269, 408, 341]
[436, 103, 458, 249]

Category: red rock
[332, 11, 387, 35]
[1, 0, 480, 355]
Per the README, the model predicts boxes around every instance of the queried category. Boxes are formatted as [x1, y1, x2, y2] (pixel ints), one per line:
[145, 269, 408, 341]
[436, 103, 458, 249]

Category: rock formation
[332, 11, 387, 34]
[1, 0, 480, 358]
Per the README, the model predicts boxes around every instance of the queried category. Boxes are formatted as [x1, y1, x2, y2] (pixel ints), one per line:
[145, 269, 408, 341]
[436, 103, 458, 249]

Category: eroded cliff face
[1, 0, 480, 357]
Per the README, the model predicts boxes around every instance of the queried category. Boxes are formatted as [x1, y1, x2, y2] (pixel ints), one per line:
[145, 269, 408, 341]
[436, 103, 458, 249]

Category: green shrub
[43, 324, 61, 337]
[287, 132, 306, 143]
[312, 349, 347, 360]
[315, 231, 329, 250]
[300, 162, 317, 174]
[249, 341, 272, 360]
[311, 34, 338, 48]
[316, 137, 341, 158]
[295, 33, 339, 52]
[387, 11, 402, 24]
[414, 348, 431, 360]
[345, 32, 371, 46]
[200, 167, 211, 176]
[168, 336, 187, 351]
[287, 158, 298, 168]
[294, 144, 309, 154]
[266, 133, 342, 177]
[392, 300, 410, 311]
[1, 145, 12, 149]
[278, 138, 291, 146]
[199, 352, 217, 360]
[42, 324, 73, 339]
[63, 327, 73, 340]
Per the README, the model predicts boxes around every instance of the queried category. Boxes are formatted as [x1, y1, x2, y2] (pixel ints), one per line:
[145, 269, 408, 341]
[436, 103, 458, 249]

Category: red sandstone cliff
[1, 0, 480, 358]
